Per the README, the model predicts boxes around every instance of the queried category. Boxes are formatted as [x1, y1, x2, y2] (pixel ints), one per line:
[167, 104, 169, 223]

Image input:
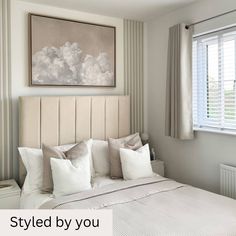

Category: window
[193, 27, 236, 134]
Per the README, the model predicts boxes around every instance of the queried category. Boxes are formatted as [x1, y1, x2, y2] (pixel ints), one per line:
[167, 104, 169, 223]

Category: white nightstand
[151, 160, 164, 176]
[0, 179, 21, 209]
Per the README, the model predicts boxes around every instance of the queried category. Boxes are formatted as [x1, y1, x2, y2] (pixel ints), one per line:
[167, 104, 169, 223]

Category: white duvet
[20, 176, 123, 209]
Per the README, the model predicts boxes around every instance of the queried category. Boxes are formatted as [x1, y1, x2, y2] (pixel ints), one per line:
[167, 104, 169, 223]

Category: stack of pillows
[18, 133, 154, 197]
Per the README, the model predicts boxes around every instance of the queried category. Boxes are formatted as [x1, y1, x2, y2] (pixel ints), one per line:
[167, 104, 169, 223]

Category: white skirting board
[220, 164, 236, 199]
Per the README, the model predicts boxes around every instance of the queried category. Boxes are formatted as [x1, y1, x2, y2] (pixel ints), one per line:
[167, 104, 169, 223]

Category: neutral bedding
[20, 191, 53, 209]
[34, 175, 236, 236]
[18, 96, 236, 235]
[20, 176, 124, 209]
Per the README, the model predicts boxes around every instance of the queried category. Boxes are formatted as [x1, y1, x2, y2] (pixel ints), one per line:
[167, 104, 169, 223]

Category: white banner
[0, 210, 112, 236]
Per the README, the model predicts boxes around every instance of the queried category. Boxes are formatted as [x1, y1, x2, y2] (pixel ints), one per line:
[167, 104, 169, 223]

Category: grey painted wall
[147, 0, 236, 193]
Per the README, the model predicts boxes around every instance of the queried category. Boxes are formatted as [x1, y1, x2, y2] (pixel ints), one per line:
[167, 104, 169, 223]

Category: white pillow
[85, 139, 94, 176]
[120, 144, 153, 180]
[92, 140, 110, 176]
[50, 156, 91, 197]
[18, 147, 43, 194]
[18, 139, 94, 194]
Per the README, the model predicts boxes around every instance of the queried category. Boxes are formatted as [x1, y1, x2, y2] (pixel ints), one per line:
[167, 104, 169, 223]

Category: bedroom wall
[0, 0, 12, 180]
[147, 0, 236, 194]
[10, 0, 125, 179]
[124, 20, 144, 133]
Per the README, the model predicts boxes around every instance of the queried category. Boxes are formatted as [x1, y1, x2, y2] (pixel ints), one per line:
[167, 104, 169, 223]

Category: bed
[19, 96, 236, 236]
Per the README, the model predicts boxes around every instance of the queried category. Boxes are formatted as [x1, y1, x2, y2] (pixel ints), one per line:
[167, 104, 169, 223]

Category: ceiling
[22, 0, 200, 21]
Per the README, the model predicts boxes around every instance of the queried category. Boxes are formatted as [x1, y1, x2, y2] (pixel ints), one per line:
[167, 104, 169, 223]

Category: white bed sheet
[91, 175, 123, 188]
[20, 175, 123, 209]
[20, 192, 53, 209]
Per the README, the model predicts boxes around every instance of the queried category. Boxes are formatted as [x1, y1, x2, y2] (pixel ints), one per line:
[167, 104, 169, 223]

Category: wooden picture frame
[29, 13, 116, 87]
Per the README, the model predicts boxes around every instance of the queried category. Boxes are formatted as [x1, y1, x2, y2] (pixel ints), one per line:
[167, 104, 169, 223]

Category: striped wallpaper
[124, 19, 144, 134]
[0, 0, 13, 180]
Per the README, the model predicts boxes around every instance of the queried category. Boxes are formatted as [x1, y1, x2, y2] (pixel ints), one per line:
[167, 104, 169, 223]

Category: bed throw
[40, 175, 236, 236]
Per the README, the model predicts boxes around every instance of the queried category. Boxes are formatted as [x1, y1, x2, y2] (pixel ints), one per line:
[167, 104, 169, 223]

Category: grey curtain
[165, 23, 194, 140]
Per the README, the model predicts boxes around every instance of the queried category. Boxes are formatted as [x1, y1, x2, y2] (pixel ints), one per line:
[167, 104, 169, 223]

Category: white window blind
[193, 27, 236, 133]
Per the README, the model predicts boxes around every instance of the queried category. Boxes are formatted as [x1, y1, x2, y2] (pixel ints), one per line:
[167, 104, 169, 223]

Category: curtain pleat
[165, 23, 194, 140]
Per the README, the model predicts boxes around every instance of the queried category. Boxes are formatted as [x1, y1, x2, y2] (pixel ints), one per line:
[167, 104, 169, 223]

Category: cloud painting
[29, 14, 115, 86]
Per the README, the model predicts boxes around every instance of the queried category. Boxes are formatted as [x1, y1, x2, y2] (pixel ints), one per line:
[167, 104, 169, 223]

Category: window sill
[193, 127, 236, 136]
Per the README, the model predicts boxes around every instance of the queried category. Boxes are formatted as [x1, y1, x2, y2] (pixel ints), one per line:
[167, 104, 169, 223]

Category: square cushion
[108, 133, 143, 178]
[50, 153, 91, 197]
[120, 144, 153, 180]
[42, 139, 92, 193]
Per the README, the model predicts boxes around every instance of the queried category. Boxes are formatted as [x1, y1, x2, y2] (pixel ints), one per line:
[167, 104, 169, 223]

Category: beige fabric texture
[42, 144, 65, 193]
[65, 142, 88, 167]
[42, 142, 88, 193]
[19, 96, 130, 186]
[108, 133, 142, 178]
[165, 23, 194, 140]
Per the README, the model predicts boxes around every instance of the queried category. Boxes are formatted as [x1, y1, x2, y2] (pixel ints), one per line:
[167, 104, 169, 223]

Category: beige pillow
[42, 144, 65, 193]
[65, 142, 88, 167]
[108, 133, 143, 178]
[42, 142, 89, 193]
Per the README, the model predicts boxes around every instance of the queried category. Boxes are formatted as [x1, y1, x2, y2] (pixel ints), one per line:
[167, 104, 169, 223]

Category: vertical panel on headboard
[59, 97, 76, 145]
[19, 97, 41, 147]
[76, 97, 91, 142]
[19, 96, 41, 184]
[41, 97, 59, 146]
[119, 96, 130, 137]
[106, 97, 119, 139]
[91, 97, 105, 139]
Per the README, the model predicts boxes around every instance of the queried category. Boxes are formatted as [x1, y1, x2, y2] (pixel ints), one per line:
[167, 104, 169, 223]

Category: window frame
[193, 26, 236, 135]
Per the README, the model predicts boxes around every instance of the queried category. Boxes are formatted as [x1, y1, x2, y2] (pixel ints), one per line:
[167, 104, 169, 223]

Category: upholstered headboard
[19, 96, 130, 184]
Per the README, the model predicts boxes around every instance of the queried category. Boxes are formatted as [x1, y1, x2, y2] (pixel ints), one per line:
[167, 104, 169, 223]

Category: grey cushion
[42, 144, 65, 193]
[42, 141, 89, 193]
[108, 133, 143, 179]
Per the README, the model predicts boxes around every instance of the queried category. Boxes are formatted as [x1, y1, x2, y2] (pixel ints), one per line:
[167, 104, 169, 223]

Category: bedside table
[151, 160, 164, 176]
[0, 179, 21, 209]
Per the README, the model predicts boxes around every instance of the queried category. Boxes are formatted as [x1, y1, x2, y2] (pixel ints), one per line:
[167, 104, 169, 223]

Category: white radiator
[220, 164, 236, 199]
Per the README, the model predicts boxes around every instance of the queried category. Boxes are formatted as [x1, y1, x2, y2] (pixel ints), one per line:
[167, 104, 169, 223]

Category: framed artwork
[29, 14, 116, 87]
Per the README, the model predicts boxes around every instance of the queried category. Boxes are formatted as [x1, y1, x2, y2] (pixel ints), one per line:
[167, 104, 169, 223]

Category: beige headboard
[19, 96, 130, 184]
